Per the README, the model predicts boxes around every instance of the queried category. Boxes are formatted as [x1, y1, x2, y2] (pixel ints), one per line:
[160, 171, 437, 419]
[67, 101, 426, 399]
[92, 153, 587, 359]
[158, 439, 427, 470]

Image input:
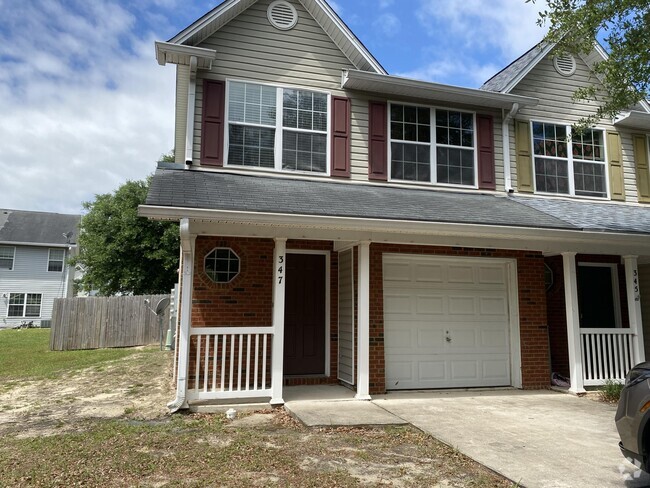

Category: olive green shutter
[633, 134, 650, 203]
[515, 120, 534, 193]
[606, 131, 625, 201]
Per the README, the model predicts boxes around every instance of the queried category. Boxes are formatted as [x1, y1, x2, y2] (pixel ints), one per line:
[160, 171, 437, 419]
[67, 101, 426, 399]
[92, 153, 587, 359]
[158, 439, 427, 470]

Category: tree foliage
[531, 0, 649, 127]
[73, 179, 179, 296]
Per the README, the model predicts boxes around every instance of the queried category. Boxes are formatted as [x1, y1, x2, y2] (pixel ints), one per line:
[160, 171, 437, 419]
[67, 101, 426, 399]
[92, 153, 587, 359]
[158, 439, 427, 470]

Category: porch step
[188, 401, 273, 414]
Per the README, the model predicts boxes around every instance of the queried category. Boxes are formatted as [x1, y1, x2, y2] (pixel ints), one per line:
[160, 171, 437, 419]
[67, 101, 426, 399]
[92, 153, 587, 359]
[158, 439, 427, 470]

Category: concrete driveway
[373, 389, 650, 488]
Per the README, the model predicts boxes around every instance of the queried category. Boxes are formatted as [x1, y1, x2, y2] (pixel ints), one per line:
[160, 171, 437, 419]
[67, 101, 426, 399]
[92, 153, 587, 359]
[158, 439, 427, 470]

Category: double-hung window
[0, 246, 14, 270]
[226, 81, 329, 174]
[48, 248, 65, 272]
[8, 293, 42, 318]
[390, 104, 476, 186]
[532, 122, 607, 198]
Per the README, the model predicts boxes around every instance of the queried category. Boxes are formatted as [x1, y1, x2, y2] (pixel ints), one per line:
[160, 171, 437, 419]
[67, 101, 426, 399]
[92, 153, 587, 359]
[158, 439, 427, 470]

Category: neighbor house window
[532, 122, 607, 197]
[8, 293, 42, 318]
[389, 104, 475, 186]
[205, 248, 240, 283]
[48, 248, 65, 272]
[0, 246, 15, 270]
[226, 81, 329, 174]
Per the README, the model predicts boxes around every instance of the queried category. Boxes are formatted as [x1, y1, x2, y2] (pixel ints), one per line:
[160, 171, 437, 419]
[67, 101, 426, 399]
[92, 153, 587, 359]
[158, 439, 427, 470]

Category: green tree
[159, 149, 175, 162]
[530, 0, 649, 127]
[73, 178, 179, 296]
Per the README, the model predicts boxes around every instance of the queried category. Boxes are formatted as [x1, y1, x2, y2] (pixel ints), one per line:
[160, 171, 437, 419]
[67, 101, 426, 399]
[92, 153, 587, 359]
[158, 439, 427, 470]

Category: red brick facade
[185, 236, 553, 395]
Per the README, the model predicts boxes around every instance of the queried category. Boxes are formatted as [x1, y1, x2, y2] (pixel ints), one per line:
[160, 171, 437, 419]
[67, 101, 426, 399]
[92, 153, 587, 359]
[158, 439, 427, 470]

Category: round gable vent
[268, 0, 298, 30]
[554, 53, 577, 76]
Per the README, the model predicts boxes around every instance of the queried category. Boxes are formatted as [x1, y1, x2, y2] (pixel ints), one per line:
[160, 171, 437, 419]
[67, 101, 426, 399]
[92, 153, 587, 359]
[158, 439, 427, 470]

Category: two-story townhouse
[0, 209, 80, 329]
[139, 0, 650, 410]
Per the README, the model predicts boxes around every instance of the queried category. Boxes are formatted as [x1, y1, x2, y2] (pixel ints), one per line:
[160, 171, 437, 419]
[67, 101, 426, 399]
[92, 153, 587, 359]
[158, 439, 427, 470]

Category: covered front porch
[547, 252, 648, 393]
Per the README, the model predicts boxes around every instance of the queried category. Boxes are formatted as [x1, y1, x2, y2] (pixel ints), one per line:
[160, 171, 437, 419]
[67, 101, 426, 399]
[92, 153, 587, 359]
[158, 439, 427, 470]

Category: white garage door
[384, 255, 512, 390]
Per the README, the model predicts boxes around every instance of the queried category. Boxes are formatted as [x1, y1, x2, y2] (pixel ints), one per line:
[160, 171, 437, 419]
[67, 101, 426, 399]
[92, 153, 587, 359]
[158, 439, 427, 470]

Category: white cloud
[397, 58, 502, 87]
[0, 0, 175, 214]
[373, 13, 401, 37]
[379, 0, 394, 8]
[416, 0, 547, 60]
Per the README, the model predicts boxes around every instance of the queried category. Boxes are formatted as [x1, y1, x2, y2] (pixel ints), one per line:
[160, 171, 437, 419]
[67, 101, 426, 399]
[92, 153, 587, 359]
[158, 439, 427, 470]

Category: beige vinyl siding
[640, 263, 650, 360]
[0, 246, 73, 329]
[192, 0, 355, 163]
[510, 54, 639, 202]
[174, 64, 190, 164]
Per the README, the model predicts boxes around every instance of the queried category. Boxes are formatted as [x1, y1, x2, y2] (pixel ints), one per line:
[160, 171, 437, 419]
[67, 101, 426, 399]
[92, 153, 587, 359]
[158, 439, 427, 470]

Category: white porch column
[270, 238, 287, 405]
[624, 256, 645, 364]
[356, 241, 371, 400]
[562, 252, 585, 394]
[168, 219, 195, 412]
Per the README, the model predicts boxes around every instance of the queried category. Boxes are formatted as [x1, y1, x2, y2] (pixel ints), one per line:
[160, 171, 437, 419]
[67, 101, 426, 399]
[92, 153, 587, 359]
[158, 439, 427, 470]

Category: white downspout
[167, 218, 195, 412]
[502, 103, 519, 193]
[185, 56, 198, 166]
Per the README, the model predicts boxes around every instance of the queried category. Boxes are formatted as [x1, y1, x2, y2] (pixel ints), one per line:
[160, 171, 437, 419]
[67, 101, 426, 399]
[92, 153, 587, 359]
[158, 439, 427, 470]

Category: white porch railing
[580, 328, 637, 386]
[187, 327, 274, 401]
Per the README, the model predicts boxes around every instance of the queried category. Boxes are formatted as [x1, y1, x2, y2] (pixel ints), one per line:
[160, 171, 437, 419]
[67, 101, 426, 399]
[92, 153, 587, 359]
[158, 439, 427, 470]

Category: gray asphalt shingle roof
[481, 43, 547, 93]
[0, 209, 80, 245]
[511, 197, 650, 235]
[145, 169, 576, 230]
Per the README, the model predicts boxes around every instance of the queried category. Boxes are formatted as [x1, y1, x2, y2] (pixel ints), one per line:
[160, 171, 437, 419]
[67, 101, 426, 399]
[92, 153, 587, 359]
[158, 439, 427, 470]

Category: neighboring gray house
[0, 209, 80, 329]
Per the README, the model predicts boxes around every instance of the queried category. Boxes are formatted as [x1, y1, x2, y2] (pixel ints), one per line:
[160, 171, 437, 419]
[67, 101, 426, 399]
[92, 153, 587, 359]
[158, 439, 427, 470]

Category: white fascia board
[305, 0, 386, 74]
[342, 70, 538, 109]
[155, 41, 217, 67]
[138, 205, 650, 255]
[501, 43, 555, 93]
[169, 0, 250, 44]
[614, 111, 650, 131]
[0, 241, 74, 248]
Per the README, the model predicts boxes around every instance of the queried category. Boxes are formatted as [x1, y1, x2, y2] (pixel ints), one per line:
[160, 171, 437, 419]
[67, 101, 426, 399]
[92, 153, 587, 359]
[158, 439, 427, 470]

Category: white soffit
[155, 42, 217, 68]
[342, 70, 538, 109]
[614, 111, 650, 131]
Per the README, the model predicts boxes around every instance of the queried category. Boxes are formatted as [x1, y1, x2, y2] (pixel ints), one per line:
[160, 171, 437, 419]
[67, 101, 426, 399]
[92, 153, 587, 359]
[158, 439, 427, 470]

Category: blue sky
[0, 0, 547, 214]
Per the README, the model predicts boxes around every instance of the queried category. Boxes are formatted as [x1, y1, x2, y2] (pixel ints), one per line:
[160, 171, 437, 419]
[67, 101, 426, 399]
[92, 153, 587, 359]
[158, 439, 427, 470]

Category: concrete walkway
[284, 386, 650, 487]
[374, 389, 650, 488]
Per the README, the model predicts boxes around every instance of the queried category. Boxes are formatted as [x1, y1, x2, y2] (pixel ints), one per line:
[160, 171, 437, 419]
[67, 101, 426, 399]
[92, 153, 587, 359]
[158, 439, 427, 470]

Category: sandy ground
[0, 348, 173, 438]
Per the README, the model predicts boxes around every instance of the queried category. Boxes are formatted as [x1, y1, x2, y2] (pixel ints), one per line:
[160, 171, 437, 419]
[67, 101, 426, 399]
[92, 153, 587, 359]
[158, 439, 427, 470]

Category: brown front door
[284, 253, 326, 375]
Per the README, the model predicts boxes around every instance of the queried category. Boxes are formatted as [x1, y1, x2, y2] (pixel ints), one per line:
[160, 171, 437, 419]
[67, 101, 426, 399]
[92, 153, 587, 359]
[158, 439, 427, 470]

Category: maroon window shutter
[331, 96, 351, 177]
[201, 79, 225, 167]
[368, 101, 388, 181]
[477, 114, 496, 190]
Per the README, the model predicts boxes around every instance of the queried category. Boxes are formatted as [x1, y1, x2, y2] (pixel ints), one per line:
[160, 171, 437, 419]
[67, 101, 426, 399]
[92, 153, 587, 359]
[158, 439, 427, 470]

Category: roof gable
[0, 209, 80, 246]
[168, 0, 386, 74]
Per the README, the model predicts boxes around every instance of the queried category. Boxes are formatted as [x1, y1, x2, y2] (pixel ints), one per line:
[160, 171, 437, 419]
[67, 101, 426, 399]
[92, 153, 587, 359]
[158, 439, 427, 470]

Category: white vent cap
[554, 53, 577, 76]
[268, 0, 298, 30]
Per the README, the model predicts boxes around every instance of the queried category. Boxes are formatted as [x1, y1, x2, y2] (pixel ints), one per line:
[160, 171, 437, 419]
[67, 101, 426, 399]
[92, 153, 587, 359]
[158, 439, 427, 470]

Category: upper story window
[389, 104, 476, 187]
[532, 121, 607, 198]
[8, 293, 42, 318]
[0, 246, 15, 270]
[226, 81, 329, 174]
[48, 248, 65, 272]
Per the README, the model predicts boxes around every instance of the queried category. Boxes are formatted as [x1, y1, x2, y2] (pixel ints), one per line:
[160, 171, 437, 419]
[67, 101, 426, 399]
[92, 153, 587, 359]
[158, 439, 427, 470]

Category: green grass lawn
[0, 329, 153, 383]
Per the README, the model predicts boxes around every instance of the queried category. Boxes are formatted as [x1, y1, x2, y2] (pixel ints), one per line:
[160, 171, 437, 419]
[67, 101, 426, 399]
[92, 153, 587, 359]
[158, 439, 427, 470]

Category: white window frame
[48, 248, 65, 272]
[204, 247, 241, 284]
[387, 102, 478, 188]
[7, 293, 42, 318]
[530, 119, 610, 199]
[0, 246, 15, 271]
[577, 263, 622, 328]
[223, 79, 332, 176]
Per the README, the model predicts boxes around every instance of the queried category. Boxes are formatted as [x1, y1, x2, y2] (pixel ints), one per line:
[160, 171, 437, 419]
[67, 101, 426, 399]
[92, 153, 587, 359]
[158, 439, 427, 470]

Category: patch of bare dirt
[0, 348, 173, 438]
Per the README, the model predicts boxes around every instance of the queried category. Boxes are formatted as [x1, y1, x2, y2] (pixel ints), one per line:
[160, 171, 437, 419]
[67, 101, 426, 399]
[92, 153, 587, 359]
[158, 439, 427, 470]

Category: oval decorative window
[267, 0, 298, 30]
[553, 53, 576, 77]
[205, 248, 240, 283]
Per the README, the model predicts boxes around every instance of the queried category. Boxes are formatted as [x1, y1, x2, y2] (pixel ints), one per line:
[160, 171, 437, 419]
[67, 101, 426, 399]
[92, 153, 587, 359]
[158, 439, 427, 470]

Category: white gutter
[0, 241, 75, 248]
[185, 56, 198, 166]
[167, 219, 194, 413]
[155, 41, 217, 68]
[502, 103, 520, 192]
[614, 111, 650, 131]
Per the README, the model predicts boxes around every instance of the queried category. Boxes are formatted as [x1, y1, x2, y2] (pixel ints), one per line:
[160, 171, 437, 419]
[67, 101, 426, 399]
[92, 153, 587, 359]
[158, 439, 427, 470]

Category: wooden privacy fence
[50, 295, 171, 351]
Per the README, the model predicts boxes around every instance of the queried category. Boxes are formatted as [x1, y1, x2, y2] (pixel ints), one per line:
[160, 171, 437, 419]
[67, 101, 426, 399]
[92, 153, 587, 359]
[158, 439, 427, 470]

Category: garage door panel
[384, 255, 513, 390]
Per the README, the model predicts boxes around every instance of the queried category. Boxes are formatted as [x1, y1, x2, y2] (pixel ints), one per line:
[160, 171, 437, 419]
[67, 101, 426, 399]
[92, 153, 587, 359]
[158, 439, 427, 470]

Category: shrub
[599, 379, 624, 403]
